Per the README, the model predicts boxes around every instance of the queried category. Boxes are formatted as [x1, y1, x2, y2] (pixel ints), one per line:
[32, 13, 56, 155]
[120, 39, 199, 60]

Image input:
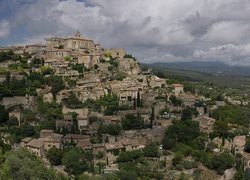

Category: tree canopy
[0, 148, 64, 179]
[62, 147, 89, 176]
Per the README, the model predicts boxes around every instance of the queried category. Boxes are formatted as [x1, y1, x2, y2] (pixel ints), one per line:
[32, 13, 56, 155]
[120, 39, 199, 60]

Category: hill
[148, 61, 250, 76]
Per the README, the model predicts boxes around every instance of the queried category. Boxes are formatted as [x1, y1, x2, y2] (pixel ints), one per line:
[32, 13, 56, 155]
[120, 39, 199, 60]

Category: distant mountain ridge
[148, 61, 250, 76]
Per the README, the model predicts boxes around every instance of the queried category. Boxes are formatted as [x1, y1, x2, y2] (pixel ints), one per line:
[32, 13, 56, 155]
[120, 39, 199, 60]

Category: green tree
[162, 120, 200, 149]
[7, 117, 19, 127]
[211, 152, 235, 175]
[162, 136, 176, 150]
[172, 152, 184, 166]
[234, 170, 244, 180]
[0, 105, 8, 123]
[96, 151, 104, 160]
[244, 168, 250, 180]
[121, 114, 143, 130]
[62, 92, 83, 109]
[117, 150, 143, 163]
[169, 95, 182, 106]
[48, 76, 65, 99]
[213, 120, 229, 140]
[46, 147, 63, 166]
[99, 123, 122, 136]
[143, 143, 159, 157]
[244, 136, 250, 153]
[40, 66, 54, 75]
[181, 107, 197, 121]
[1, 148, 61, 179]
[62, 147, 89, 176]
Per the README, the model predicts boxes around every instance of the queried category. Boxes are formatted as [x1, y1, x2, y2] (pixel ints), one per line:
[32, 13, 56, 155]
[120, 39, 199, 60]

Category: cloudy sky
[1, 0, 250, 65]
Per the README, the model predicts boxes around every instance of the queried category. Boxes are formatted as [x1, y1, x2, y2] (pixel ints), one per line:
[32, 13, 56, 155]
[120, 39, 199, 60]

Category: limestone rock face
[118, 58, 140, 75]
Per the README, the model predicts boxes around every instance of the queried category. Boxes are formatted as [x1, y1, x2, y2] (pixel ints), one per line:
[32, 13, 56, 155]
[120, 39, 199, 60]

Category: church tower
[75, 30, 81, 38]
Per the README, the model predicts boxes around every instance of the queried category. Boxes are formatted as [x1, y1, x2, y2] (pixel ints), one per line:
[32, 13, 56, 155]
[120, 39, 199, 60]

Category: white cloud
[0, 20, 10, 38]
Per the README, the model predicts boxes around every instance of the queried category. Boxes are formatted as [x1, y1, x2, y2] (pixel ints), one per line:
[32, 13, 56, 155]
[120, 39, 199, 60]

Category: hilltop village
[1, 31, 250, 179]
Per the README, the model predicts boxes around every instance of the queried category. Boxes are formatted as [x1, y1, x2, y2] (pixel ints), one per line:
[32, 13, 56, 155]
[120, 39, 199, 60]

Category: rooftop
[105, 142, 124, 150]
[27, 139, 44, 148]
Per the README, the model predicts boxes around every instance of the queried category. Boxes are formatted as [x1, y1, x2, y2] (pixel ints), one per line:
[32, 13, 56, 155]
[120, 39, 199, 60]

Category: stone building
[43, 133, 63, 151]
[45, 31, 100, 68]
[104, 48, 125, 59]
[25, 44, 46, 54]
[26, 139, 45, 157]
[172, 84, 184, 96]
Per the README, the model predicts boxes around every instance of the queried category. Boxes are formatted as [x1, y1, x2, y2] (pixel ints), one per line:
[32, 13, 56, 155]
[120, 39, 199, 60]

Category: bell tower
[75, 30, 81, 38]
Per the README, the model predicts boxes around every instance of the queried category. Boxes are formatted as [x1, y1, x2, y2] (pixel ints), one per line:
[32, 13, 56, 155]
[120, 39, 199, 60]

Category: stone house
[1, 95, 34, 109]
[77, 116, 89, 132]
[8, 108, 22, 125]
[243, 153, 250, 169]
[120, 138, 144, 151]
[215, 101, 226, 107]
[43, 59, 59, 66]
[102, 134, 122, 143]
[141, 91, 158, 108]
[193, 116, 215, 133]
[25, 44, 46, 54]
[105, 142, 125, 166]
[76, 139, 92, 150]
[154, 119, 173, 128]
[43, 133, 63, 151]
[63, 134, 90, 144]
[179, 93, 198, 107]
[232, 135, 246, 154]
[46, 49, 71, 61]
[196, 107, 205, 116]
[40, 129, 54, 138]
[26, 139, 45, 157]
[93, 143, 105, 155]
[104, 48, 125, 59]
[20, 137, 33, 148]
[55, 115, 74, 132]
[118, 87, 141, 105]
[172, 84, 184, 96]
[148, 75, 166, 89]
[101, 116, 121, 124]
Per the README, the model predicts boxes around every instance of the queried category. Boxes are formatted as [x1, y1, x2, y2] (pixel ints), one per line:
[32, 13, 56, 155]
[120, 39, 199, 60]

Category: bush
[143, 143, 159, 157]
[117, 150, 143, 163]
[182, 160, 198, 169]
[211, 152, 235, 175]
[62, 92, 83, 109]
[121, 114, 143, 130]
[172, 152, 184, 166]
[99, 123, 122, 136]
[7, 117, 19, 126]
[173, 143, 192, 157]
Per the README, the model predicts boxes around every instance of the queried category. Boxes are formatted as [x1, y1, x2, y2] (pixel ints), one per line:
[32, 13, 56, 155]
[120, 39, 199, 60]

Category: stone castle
[45, 31, 125, 68]
[0, 30, 125, 69]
